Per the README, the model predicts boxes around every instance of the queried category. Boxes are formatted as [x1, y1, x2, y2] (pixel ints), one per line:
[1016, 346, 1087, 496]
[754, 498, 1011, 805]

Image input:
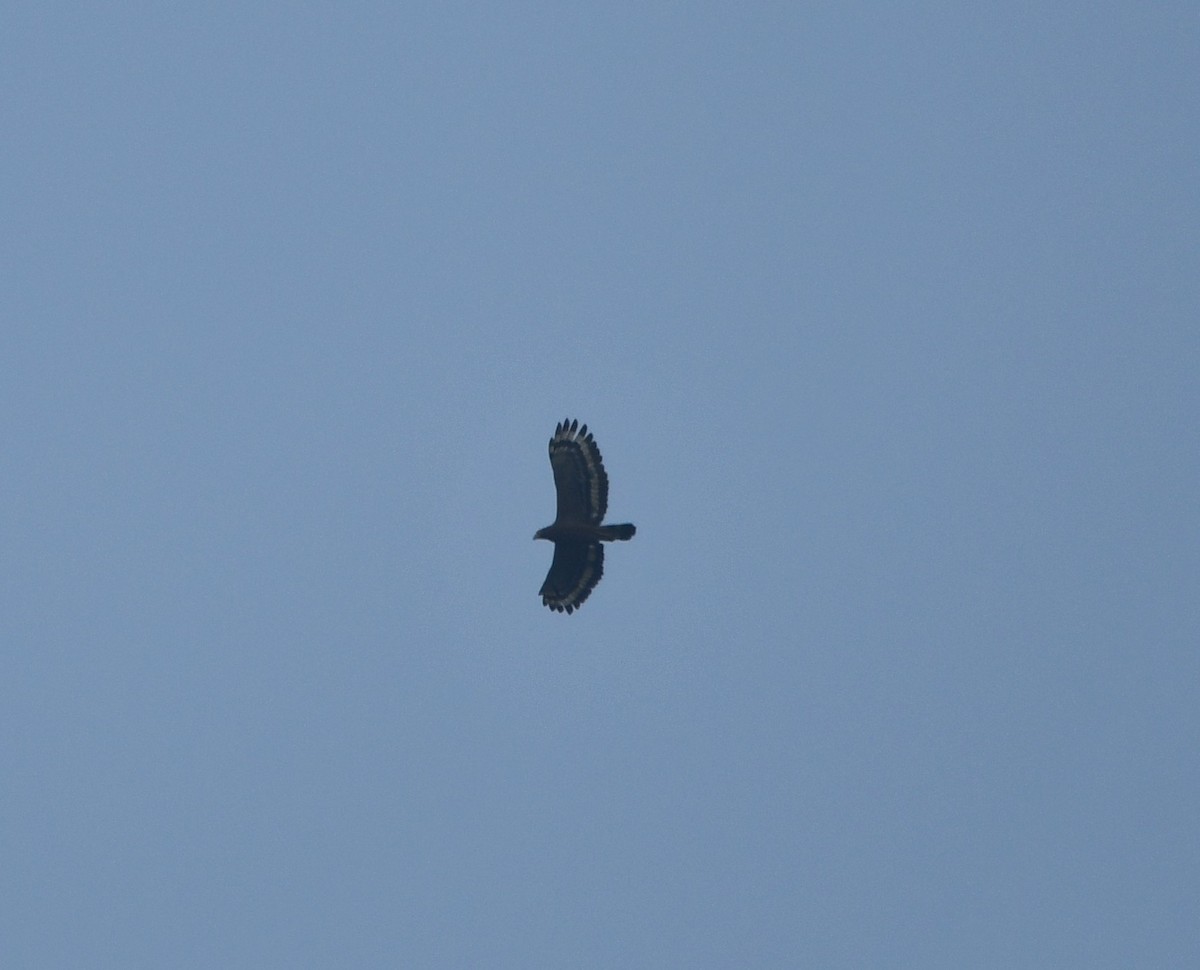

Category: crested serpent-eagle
[534, 419, 636, 614]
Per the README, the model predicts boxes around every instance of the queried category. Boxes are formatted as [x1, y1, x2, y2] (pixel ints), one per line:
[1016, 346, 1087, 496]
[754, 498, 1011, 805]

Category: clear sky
[3, 3, 1197, 967]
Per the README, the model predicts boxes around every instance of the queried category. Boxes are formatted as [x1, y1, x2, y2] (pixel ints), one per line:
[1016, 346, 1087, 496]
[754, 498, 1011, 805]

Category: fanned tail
[599, 523, 636, 541]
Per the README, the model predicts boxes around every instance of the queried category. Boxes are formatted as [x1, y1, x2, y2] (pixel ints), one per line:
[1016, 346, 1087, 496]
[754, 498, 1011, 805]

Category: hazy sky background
[3, 3, 1197, 967]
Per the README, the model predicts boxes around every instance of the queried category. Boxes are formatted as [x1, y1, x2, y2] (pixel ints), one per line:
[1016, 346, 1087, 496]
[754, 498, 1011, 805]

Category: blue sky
[3, 3, 1197, 966]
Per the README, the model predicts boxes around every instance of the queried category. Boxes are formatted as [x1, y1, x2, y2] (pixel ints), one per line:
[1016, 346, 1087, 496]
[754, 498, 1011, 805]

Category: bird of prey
[534, 419, 635, 613]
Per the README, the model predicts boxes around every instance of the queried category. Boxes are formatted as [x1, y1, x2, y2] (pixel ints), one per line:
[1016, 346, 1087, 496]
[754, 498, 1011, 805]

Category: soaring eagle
[535, 419, 636, 613]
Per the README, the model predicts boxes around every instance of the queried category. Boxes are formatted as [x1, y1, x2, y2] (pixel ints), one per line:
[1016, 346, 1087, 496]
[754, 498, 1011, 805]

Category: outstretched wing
[539, 540, 604, 614]
[548, 418, 609, 526]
